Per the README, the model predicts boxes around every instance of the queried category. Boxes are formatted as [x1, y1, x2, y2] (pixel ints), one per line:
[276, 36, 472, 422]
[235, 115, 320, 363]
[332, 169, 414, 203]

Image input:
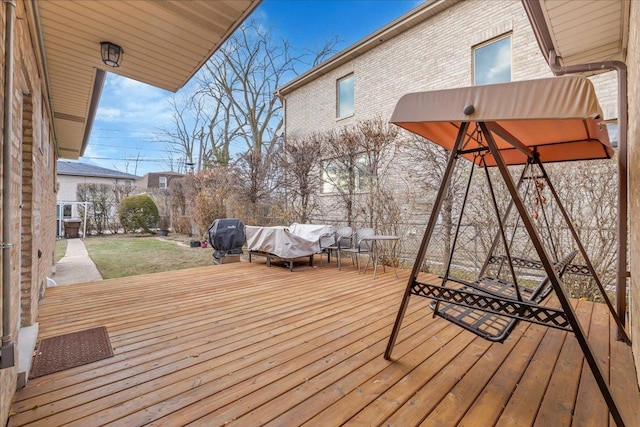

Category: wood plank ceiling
[538, 0, 629, 65]
[34, 0, 260, 159]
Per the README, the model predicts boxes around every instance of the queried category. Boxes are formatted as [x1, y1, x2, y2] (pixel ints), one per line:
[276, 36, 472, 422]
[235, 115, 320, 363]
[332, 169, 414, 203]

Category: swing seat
[422, 250, 577, 342]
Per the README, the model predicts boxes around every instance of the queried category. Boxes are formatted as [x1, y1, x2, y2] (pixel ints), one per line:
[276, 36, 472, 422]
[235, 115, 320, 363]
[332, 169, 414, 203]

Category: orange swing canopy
[390, 76, 613, 167]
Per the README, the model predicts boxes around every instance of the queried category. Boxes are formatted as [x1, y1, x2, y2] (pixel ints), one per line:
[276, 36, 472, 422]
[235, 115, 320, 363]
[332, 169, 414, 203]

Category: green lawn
[56, 239, 68, 262]
[83, 236, 214, 279]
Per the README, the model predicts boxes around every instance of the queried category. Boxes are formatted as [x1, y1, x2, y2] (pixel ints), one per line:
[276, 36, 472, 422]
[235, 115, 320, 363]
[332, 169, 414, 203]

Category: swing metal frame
[383, 77, 630, 426]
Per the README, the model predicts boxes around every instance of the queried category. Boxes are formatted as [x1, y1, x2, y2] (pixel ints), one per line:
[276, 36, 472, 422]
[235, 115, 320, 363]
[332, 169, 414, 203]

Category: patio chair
[321, 226, 353, 269]
[341, 227, 375, 273]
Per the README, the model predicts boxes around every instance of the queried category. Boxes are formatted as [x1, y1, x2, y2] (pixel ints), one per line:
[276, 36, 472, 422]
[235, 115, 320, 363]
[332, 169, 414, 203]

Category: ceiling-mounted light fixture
[100, 41, 123, 67]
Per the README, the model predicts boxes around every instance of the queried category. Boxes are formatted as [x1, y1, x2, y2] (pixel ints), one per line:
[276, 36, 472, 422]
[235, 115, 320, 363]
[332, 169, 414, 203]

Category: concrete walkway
[53, 238, 103, 286]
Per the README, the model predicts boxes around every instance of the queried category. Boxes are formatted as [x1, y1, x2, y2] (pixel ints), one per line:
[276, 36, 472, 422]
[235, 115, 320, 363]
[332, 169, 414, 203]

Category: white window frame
[159, 176, 168, 189]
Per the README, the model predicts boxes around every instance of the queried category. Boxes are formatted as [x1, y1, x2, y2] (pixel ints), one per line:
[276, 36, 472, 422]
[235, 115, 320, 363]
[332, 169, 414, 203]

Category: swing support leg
[480, 122, 626, 427]
[537, 161, 630, 344]
[384, 122, 469, 360]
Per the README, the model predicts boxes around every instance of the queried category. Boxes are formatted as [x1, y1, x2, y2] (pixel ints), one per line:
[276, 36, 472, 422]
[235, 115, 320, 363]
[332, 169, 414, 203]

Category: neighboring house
[56, 161, 139, 236]
[0, 1, 259, 424]
[277, 0, 637, 382]
[136, 171, 184, 192]
[135, 171, 185, 230]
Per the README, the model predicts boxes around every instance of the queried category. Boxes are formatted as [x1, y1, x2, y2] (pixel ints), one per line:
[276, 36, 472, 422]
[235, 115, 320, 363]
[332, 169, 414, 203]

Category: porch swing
[383, 76, 630, 426]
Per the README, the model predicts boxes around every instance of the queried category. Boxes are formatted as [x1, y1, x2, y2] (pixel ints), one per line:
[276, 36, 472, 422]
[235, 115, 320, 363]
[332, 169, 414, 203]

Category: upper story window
[159, 176, 168, 189]
[337, 74, 354, 118]
[473, 35, 512, 85]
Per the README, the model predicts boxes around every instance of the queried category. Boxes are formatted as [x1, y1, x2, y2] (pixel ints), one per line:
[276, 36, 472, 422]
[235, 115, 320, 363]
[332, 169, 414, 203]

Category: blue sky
[82, 0, 422, 177]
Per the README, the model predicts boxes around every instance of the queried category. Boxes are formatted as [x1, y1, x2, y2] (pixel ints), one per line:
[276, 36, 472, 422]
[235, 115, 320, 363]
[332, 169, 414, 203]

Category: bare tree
[355, 116, 400, 233]
[120, 152, 143, 176]
[77, 183, 117, 235]
[280, 132, 322, 223]
[320, 126, 362, 227]
[402, 132, 471, 267]
[158, 93, 208, 173]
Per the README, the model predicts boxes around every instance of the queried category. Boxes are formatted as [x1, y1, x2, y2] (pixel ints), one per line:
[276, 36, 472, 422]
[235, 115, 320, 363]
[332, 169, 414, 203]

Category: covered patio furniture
[288, 223, 335, 266]
[383, 76, 629, 426]
[245, 224, 333, 271]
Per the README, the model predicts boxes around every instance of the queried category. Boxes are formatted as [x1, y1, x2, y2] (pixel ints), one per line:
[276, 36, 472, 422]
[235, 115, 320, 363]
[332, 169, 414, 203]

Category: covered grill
[207, 218, 245, 261]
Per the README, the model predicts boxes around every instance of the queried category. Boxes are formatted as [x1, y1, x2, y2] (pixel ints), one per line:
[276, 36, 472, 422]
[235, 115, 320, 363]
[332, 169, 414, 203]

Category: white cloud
[96, 107, 122, 121]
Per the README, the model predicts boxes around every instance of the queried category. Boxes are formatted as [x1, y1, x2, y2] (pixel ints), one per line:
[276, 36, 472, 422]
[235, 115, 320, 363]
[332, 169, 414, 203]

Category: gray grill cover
[208, 218, 245, 259]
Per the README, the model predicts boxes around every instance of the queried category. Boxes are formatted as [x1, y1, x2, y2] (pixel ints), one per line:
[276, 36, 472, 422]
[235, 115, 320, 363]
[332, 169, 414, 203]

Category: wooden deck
[9, 259, 639, 426]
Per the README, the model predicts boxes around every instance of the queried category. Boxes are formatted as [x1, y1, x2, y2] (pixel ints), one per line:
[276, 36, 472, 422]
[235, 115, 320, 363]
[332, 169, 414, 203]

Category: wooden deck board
[533, 301, 593, 427]
[573, 301, 611, 427]
[418, 317, 534, 426]
[9, 261, 638, 426]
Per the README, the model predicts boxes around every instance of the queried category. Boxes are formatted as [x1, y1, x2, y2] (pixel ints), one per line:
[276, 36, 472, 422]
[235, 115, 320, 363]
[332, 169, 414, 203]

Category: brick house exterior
[136, 171, 184, 192]
[0, 1, 259, 423]
[1, 0, 58, 415]
[279, 0, 617, 135]
[277, 0, 618, 256]
[627, 0, 640, 381]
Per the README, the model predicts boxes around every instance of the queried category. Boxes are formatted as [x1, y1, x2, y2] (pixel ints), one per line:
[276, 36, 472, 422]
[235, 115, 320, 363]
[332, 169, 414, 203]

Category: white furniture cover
[245, 224, 333, 259]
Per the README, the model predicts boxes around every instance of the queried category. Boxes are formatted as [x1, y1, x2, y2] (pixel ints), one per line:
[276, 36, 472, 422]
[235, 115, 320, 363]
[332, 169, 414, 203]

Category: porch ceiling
[524, 0, 629, 66]
[33, 0, 260, 159]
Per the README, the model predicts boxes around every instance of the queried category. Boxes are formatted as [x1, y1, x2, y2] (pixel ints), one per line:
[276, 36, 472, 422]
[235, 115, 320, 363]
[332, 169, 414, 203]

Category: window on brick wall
[159, 176, 168, 189]
[337, 73, 354, 118]
[473, 34, 512, 85]
[606, 122, 618, 148]
[321, 154, 370, 194]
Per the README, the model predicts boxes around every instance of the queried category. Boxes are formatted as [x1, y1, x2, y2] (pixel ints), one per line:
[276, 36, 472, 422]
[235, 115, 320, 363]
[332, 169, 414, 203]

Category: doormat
[29, 326, 114, 379]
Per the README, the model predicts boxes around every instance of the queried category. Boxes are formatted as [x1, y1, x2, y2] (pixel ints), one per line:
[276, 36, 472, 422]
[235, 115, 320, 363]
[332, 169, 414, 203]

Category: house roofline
[276, 0, 460, 96]
[80, 70, 106, 157]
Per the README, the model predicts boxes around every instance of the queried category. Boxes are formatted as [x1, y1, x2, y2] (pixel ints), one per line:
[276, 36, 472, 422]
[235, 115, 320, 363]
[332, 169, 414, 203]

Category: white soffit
[36, 0, 259, 159]
[540, 0, 629, 65]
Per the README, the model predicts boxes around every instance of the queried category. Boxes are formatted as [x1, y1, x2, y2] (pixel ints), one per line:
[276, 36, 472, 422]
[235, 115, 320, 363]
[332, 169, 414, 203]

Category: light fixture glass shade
[100, 42, 123, 67]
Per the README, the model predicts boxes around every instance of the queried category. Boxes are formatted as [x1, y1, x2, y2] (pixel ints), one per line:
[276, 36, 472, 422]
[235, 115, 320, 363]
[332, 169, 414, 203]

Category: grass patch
[56, 239, 68, 262]
[83, 236, 214, 279]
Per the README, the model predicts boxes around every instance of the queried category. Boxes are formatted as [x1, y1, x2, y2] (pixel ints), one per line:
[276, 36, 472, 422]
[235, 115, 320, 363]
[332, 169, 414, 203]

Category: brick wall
[284, 1, 551, 135]
[281, 0, 621, 271]
[284, 0, 618, 136]
[1, 1, 56, 424]
[20, 93, 34, 326]
[626, 0, 640, 384]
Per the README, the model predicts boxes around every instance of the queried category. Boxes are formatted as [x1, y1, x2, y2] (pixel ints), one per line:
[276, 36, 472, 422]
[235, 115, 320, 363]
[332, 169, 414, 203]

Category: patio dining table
[361, 235, 400, 279]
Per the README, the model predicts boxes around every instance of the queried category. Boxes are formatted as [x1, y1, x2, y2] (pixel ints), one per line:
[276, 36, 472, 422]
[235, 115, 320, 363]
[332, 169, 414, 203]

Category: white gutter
[1, 0, 17, 369]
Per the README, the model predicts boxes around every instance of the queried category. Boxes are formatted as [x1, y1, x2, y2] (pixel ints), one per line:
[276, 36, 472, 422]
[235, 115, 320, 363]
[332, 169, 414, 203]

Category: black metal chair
[320, 226, 353, 268]
[340, 227, 375, 273]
